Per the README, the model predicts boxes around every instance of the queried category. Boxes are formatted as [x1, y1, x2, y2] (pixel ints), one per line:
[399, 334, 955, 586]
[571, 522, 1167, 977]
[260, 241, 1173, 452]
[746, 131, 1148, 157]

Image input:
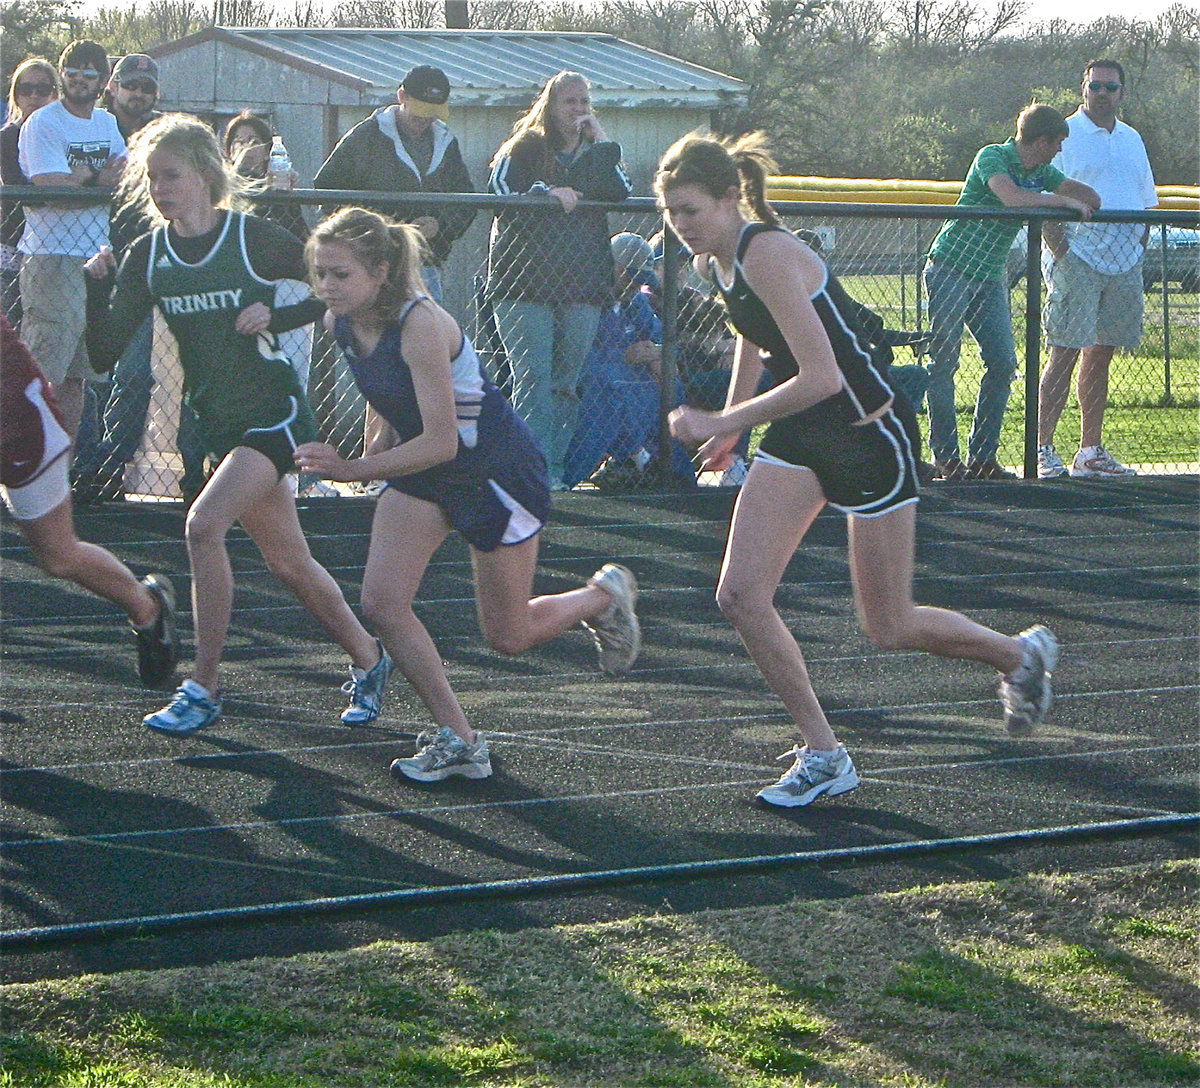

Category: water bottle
[267, 135, 292, 190]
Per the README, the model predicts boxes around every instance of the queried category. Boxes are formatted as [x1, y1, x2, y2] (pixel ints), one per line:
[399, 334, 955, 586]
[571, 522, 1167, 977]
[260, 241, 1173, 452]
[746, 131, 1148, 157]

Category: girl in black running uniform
[85, 114, 389, 736]
[657, 133, 1059, 808]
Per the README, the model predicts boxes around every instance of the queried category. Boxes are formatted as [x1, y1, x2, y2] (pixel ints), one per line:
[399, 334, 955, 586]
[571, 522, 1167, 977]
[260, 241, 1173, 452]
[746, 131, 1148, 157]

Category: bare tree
[213, 0, 276, 25]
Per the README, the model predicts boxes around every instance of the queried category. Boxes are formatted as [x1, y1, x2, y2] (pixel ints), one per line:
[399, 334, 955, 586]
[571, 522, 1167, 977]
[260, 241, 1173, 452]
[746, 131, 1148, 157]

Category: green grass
[2, 860, 1196, 1087]
[838, 274, 1199, 469]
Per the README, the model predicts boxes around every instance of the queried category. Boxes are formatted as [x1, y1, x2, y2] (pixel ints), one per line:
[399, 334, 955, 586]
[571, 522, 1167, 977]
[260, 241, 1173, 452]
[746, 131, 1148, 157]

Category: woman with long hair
[84, 114, 390, 735]
[221, 109, 309, 241]
[486, 70, 632, 490]
[1, 57, 59, 326]
[658, 133, 1059, 808]
[297, 206, 640, 782]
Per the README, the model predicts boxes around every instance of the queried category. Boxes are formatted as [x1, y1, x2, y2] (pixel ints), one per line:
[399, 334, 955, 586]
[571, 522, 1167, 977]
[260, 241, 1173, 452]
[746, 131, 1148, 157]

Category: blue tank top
[710, 222, 893, 419]
[333, 299, 529, 486]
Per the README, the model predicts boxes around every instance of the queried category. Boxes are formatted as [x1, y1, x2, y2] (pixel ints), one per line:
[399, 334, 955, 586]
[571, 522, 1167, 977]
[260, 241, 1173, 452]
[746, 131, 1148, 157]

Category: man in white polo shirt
[17, 39, 126, 440]
[1036, 58, 1157, 480]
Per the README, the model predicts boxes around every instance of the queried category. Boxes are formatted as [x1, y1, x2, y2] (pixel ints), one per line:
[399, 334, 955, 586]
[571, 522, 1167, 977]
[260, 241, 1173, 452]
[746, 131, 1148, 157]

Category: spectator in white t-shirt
[17, 39, 126, 438]
[1036, 59, 1157, 480]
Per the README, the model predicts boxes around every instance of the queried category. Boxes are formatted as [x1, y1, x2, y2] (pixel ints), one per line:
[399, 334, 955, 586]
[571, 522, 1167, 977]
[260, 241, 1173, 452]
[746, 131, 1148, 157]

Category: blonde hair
[654, 131, 780, 226]
[115, 113, 249, 225]
[6, 58, 58, 123]
[491, 70, 590, 167]
[306, 206, 428, 322]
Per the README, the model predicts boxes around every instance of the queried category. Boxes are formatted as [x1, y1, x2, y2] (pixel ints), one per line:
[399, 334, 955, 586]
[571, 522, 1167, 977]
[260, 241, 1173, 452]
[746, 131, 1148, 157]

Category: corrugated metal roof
[214, 28, 746, 107]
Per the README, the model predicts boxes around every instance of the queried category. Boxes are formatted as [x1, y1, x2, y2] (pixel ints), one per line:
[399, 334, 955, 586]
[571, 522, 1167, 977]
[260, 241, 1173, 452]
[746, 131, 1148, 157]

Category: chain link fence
[3, 186, 1196, 501]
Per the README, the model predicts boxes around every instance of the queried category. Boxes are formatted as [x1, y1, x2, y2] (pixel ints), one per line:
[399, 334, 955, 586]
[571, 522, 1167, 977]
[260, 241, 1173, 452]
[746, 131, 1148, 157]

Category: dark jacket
[314, 109, 475, 266]
[487, 132, 632, 305]
[0, 121, 29, 250]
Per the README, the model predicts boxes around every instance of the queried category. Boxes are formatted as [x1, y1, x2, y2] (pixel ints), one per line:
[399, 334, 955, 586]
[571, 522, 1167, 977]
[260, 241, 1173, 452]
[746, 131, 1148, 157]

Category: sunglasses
[16, 81, 55, 97]
[1087, 80, 1122, 92]
[120, 79, 157, 94]
[61, 67, 102, 80]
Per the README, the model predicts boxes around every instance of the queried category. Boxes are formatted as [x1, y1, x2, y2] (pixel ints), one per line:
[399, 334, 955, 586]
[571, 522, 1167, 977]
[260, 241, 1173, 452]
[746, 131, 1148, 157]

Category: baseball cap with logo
[113, 54, 159, 87]
[400, 65, 451, 121]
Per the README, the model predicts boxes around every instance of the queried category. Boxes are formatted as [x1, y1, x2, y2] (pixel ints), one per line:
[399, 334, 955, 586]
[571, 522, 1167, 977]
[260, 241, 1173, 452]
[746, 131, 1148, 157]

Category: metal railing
[4, 185, 1196, 499]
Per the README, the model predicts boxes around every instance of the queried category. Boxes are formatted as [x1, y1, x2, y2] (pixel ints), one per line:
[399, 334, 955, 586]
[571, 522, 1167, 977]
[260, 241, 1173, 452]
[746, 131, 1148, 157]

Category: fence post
[1022, 217, 1043, 480]
[1158, 223, 1173, 406]
[658, 221, 680, 477]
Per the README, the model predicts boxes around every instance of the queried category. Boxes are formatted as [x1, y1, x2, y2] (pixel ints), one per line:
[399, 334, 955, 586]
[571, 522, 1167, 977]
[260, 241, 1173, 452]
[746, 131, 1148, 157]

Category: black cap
[400, 65, 451, 120]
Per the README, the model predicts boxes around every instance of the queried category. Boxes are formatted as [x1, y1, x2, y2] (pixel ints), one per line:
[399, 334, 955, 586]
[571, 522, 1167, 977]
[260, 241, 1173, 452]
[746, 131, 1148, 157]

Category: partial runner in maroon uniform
[1, 314, 179, 689]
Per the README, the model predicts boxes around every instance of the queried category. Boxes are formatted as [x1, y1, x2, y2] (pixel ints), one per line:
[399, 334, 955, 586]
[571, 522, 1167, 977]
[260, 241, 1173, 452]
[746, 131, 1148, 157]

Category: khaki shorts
[1044, 250, 1144, 350]
[18, 254, 92, 383]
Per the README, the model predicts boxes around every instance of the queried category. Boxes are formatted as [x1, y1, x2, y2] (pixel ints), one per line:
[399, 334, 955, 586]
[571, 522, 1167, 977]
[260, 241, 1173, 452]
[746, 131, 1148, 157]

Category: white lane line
[3, 743, 1194, 851]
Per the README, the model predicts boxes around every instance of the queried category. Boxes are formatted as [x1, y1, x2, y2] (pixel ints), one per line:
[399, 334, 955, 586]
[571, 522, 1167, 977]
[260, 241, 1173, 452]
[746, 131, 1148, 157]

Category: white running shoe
[999, 625, 1059, 736]
[1037, 444, 1067, 479]
[1069, 445, 1136, 479]
[756, 744, 860, 808]
[390, 727, 492, 782]
[582, 563, 641, 676]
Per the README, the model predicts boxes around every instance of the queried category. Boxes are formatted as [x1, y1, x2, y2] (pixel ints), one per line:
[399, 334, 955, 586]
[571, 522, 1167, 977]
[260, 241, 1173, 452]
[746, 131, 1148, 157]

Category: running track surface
[2, 475, 1196, 981]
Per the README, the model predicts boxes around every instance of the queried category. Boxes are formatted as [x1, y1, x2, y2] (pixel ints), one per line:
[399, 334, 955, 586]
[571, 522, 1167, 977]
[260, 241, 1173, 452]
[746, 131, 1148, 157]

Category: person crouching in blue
[564, 232, 696, 491]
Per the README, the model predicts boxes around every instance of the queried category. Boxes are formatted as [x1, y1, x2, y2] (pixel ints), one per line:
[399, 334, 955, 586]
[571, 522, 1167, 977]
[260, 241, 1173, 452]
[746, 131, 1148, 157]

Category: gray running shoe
[144, 680, 221, 736]
[1000, 625, 1059, 736]
[581, 563, 641, 676]
[340, 640, 393, 724]
[756, 744, 860, 808]
[390, 726, 492, 782]
[133, 573, 180, 688]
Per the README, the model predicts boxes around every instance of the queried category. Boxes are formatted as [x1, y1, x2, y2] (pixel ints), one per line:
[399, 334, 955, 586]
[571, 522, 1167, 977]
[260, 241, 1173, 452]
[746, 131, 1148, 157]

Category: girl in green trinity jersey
[85, 113, 392, 736]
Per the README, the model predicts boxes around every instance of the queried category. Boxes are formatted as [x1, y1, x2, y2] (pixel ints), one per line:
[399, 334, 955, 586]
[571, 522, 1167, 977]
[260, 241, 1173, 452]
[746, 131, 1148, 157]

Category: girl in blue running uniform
[296, 206, 640, 782]
[657, 133, 1059, 809]
[85, 115, 389, 736]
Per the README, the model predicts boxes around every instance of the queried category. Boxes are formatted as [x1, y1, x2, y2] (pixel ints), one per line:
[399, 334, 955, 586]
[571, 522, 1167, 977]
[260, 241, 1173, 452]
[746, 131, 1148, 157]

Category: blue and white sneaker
[340, 641, 394, 724]
[756, 744, 860, 808]
[144, 679, 221, 736]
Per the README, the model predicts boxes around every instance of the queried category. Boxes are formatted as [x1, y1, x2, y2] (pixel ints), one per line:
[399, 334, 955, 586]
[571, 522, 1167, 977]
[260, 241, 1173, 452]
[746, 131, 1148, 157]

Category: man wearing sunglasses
[74, 52, 179, 504]
[103, 54, 161, 140]
[16, 39, 126, 442]
[1036, 59, 1157, 481]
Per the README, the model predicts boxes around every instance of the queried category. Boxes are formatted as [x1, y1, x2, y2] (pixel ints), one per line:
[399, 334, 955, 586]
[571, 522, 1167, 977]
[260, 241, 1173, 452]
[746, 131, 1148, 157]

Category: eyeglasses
[16, 82, 55, 97]
[61, 67, 102, 80]
[1087, 80, 1122, 92]
[119, 79, 157, 94]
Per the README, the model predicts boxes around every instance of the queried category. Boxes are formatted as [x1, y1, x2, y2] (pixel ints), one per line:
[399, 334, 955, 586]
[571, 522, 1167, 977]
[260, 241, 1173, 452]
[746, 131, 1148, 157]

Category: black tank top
[710, 222, 893, 419]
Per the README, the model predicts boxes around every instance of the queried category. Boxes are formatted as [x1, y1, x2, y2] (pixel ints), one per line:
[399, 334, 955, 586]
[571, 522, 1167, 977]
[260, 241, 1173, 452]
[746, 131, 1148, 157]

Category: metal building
[148, 27, 747, 195]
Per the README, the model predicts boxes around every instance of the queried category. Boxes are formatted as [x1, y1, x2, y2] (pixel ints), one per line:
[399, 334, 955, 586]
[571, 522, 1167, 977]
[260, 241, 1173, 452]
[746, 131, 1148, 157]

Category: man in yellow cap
[315, 64, 474, 301]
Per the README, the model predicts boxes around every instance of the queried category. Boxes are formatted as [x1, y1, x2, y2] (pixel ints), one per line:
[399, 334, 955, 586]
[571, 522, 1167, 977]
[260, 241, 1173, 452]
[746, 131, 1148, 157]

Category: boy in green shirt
[924, 104, 1098, 480]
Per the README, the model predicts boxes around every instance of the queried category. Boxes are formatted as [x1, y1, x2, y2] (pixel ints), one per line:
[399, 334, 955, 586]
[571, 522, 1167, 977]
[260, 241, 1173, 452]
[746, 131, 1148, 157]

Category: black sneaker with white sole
[133, 573, 181, 689]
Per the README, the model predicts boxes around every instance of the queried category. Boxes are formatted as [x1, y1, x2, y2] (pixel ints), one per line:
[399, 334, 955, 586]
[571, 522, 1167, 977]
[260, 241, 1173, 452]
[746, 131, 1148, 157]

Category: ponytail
[654, 130, 780, 226]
